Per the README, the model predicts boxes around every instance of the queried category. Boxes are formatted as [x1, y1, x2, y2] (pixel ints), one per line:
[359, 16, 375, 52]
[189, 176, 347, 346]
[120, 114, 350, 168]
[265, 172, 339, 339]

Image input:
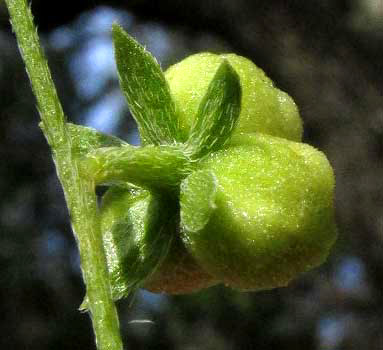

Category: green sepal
[81, 144, 193, 190]
[39, 122, 126, 157]
[100, 187, 175, 301]
[68, 123, 127, 156]
[184, 60, 241, 159]
[112, 24, 181, 145]
[180, 169, 217, 234]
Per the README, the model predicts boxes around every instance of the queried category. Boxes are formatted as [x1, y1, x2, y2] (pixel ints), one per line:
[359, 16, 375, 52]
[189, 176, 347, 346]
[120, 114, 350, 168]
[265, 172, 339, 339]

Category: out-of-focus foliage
[0, 1, 382, 349]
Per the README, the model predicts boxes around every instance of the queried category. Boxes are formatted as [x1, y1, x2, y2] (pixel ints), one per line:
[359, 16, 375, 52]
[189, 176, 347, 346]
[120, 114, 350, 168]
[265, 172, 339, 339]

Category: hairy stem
[82, 144, 193, 190]
[5, 1, 123, 349]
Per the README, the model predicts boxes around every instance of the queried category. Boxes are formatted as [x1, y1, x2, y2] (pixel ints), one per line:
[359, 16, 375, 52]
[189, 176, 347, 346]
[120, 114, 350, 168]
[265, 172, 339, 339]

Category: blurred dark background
[0, 1, 382, 349]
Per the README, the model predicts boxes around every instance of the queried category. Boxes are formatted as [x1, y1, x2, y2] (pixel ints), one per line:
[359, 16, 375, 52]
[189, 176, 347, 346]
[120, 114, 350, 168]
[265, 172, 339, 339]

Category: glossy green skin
[165, 53, 303, 142]
[101, 187, 217, 295]
[182, 133, 337, 291]
[101, 187, 169, 299]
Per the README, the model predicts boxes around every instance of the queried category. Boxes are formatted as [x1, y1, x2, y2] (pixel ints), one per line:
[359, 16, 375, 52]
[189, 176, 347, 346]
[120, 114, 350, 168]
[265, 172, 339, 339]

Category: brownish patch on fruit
[145, 237, 218, 294]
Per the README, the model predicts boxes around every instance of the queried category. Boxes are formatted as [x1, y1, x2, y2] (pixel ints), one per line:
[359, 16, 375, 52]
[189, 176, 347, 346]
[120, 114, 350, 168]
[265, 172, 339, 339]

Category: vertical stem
[5, 1, 124, 349]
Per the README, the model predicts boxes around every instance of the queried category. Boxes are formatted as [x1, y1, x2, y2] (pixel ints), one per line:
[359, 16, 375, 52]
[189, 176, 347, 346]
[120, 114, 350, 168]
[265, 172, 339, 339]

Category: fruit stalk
[82, 144, 193, 190]
[5, 0, 123, 349]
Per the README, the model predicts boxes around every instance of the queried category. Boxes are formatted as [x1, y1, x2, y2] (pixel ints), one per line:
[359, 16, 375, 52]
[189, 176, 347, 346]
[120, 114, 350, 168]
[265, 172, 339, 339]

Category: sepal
[113, 25, 181, 145]
[184, 60, 241, 159]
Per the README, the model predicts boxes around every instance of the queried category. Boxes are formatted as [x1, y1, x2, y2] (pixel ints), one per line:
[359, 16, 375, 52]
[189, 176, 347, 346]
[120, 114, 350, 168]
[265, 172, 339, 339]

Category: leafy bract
[113, 24, 181, 145]
[184, 60, 241, 159]
[180, 169, 217, 233]
[100, 187, 174, 300]
[67, 123, 126, 156]
[40, 122, 126, 157]
[186, 60, 241, 158]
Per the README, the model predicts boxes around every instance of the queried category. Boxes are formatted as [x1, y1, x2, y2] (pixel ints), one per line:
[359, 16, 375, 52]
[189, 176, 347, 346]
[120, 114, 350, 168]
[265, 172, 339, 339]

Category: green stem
[82, 144, 193, 189]
[5, 1, 123, 349]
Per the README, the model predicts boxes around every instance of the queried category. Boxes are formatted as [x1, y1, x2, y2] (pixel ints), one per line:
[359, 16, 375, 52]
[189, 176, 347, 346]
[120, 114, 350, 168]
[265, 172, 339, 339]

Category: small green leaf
[68, 123, 126, 156]
[39, 122, 126, 157]
[184, 60, 241, 159]
[100, 187, 175, 300]
[180, 170, 217, 233]
[81, 144, 193, 190]
[112, 24, 181, 145]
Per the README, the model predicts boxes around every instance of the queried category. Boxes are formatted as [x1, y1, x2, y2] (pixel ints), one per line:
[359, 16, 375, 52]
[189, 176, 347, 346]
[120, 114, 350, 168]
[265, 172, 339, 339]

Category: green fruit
[100, 186, 217, 296]
[165, 53, 303, 142]
[181, 133, 337, 291]
[97, 30, 336, 295]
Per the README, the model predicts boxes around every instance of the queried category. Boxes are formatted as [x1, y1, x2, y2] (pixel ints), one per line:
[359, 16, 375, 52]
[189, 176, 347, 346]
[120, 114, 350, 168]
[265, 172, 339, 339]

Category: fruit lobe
[182, 133, 337, 291]
[165, 53, 303, 142]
